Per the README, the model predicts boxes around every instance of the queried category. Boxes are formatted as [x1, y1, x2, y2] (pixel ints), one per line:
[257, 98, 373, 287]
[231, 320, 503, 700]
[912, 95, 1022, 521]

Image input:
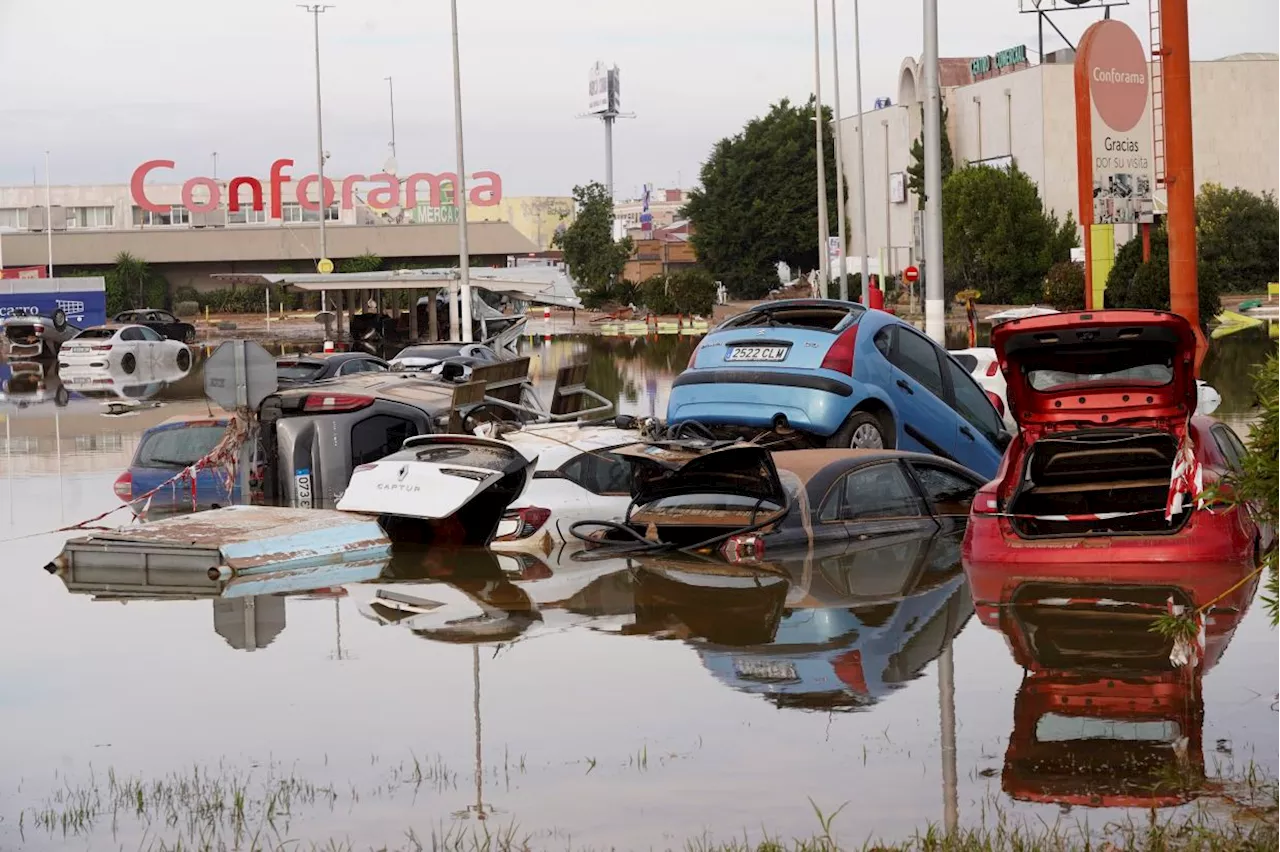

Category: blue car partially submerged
[115, 415, 256, 516]
[667, 300, 1007, 478]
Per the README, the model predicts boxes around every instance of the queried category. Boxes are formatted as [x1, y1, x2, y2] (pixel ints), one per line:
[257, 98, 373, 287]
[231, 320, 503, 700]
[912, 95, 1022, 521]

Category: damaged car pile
[52, 306, 1271, 697]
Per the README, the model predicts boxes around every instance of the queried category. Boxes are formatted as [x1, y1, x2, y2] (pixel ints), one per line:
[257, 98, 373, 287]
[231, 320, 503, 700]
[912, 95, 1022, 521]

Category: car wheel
[828, 410, 894, 450]
[121, 353, 137, 375]
[177, 348, 192, 371]
[183, 327, 197, 344]
[55, 386, 70, 407]
[52, 309, 67, 330]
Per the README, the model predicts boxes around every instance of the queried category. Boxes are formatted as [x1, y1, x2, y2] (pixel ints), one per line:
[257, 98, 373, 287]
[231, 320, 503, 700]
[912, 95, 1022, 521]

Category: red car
[963, 309, 1272, 626]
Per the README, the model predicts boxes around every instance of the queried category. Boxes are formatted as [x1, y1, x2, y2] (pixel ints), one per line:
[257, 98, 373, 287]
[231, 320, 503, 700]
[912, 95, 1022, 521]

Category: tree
[1194, 183, 1279, 293]
[683, 97, 844, 299]
[1043, 261, 1086, 311]
[338, 252, 382, 274]
[1105, 223, 1222, 329]
[104, 251, 167, 314]
[552, 181, 632, 304]
[941, 165, 1077, 304]
[639, 268, 717, 316]
[906, 104, 954, 209]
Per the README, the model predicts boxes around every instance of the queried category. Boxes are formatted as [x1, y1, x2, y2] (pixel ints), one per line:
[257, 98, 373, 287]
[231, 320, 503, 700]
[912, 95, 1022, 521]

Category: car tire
[183, 327, 196, 344]
[55, 386, 70, 408]
[52, 309, 67, 330]
[121, 353, 137, 375]
[828, 410, 895, 450]
[177, 348, 192, 371]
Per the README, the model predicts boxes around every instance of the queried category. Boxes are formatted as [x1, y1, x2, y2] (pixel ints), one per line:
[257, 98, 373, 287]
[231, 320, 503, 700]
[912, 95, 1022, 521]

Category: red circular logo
[903, 265, 920, 283]
[1088, 21, 1149, 132]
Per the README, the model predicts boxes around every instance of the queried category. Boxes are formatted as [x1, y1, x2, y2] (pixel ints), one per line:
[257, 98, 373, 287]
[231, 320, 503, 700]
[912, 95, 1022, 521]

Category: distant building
[623, 219, 697, 282]
[615, 187, 689, 233]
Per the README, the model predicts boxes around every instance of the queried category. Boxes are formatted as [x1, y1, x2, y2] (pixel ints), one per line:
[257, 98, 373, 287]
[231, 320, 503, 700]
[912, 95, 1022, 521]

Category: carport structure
[219, 266, 581, 343]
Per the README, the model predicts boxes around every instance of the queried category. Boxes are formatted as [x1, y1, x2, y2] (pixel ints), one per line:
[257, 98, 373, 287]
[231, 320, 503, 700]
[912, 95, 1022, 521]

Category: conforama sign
[130, 159, 503, 219]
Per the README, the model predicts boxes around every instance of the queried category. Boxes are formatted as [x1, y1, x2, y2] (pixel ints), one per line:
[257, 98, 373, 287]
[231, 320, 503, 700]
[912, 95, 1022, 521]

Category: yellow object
[204, 306, 209, 324]
[1268, 282, 1279, 299]
[1089, 225, 1115, 308]
[317, 258, 335, 274]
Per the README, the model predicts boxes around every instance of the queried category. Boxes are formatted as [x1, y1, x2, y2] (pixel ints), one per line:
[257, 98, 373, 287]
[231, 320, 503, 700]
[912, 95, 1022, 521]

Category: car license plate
[295, 469, 313, 509]
[726, 346, 788, 362]
[733, 658, 798, 681]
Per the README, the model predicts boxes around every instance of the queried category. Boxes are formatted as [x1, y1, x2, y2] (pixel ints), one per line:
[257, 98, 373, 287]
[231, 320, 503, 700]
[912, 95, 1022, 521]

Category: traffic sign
[204, 340, 279, 412]
[903, 265, 920, 284]
[317, 257, 335, 274]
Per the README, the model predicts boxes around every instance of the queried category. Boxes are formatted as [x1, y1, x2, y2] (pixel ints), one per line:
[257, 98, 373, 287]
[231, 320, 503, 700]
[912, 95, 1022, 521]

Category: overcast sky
[0, 0, 1275, 199]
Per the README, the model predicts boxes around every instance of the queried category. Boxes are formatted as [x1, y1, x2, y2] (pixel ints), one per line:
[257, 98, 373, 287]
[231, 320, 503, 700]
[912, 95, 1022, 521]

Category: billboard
[1080, 22, 1154, 226]
[0, 276, 107, 327]
[0, 266, 48, 279]
[588, 62, 610, 115]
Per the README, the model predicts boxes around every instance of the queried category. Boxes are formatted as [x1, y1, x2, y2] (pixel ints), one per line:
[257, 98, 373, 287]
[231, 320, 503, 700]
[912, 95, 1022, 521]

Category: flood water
[0, 326, 1276, 851]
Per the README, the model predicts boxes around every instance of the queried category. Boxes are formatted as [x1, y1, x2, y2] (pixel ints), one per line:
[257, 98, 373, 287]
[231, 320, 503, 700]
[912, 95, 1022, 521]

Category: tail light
[113, 470, 132, 501]
[819, 324, 860, 375]
[687, 340, 705, 369]
[494, 506, 552, 541]
[302, 393, 374, 413]
[972, 484, 1000, 515]
[985, 360, 999, 377]
[721, 533, 766, 564]
[91, 345, 113, 352]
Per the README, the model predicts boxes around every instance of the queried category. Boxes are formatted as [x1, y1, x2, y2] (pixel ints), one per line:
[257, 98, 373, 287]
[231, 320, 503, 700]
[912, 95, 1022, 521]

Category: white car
[483, 421, 641, 552]
[387, 342, 499, 372]
[59, 324, 192, 374]
[950, 346, 1222, 427]
[59, 353, 193, 403]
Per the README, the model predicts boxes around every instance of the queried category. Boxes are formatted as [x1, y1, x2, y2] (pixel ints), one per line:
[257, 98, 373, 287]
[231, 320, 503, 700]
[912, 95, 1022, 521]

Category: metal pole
[883, 119, 892, 280]
[852, 0, 871, 303]
[939, 641, 958, 834]
[449, 0, 474, 343]
[830, 0, 849, 301]
[604, 116, 615, 200]
[385, 76, 397, 159]
[212, 151, 218, 180]
[922, 0, 945, 343]
[299, 4, 333, 309]
[44, 151, 53, 278]
[812, 0, 830, 295]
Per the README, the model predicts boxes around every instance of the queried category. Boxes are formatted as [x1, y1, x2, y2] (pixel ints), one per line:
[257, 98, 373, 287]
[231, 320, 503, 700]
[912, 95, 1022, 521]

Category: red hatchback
[962, 310, 1273, 625]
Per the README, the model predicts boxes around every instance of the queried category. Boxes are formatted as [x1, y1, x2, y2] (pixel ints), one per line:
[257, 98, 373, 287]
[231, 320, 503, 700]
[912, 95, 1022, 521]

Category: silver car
[3, 311, 81, 359]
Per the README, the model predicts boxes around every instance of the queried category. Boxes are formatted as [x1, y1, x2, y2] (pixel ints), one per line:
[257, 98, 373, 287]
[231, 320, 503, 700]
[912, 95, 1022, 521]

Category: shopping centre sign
[130, 158, 503, 219]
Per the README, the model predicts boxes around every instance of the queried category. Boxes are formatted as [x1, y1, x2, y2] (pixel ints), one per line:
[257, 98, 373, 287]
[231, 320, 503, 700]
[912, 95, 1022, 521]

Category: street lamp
[811, 0, 830, 296]
[385, 76, 397, 160]
[299, 4, 334, 309]
[851, 0, 871, 304]
[829, 0, 849, 300]
[449, 0, 474, 343]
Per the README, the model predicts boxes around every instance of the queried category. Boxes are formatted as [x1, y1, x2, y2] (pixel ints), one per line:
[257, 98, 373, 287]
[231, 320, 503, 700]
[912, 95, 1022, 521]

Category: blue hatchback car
[115, 416, 254, 516]
[667, 300, 1008, 479]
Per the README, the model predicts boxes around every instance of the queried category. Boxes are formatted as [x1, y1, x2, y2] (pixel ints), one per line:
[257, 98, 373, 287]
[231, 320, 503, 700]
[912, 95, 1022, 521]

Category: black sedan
[601, 442, 985, 561]
[113, 309, 197, 344]
[275, 352, 390, 387]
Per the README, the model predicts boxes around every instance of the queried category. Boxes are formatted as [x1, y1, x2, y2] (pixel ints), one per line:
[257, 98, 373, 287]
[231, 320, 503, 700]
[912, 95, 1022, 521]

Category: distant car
[3, 311, 81, 359]
[114, 415, 251, 516]
[668, 300, 1009, 478]
[388, 342, 499, 371]
[596, 441, 984, 563]
[276, 352, 389, 387]
[112, 309, 197, 344]
[483, 421, 639, 551]
[59, 324, 192, 374]
[962, 310, 1275, 620]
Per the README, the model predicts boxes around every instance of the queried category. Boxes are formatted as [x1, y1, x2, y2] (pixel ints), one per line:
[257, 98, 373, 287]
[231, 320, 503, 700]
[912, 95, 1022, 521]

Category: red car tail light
[986, 360, 999, 377]
[113, 471, 132, 501]
[971, 484, 1000, 515]
[91, 344, 113, 352]
[495, 507, 552, 542]
[302, 393, 374, 413]
[721, 533, 766, 564]
[819, 325, 859, 375]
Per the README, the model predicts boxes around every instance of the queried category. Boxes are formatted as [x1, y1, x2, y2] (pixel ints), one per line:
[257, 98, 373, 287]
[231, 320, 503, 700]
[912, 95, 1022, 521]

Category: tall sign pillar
[1073, 20, 1156, 312]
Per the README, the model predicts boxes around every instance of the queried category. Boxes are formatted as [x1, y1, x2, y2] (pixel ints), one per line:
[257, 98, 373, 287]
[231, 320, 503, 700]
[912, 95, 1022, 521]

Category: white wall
[839, 103, 914, 276]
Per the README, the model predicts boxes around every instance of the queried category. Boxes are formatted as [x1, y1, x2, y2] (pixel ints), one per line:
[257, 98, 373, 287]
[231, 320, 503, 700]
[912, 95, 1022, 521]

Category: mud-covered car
[3, 310, 80, 359]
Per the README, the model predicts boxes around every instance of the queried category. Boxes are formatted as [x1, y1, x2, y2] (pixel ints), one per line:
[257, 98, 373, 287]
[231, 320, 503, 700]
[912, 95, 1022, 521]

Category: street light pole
[852, 0, 871, 304]
[922, 0, 945, 343]
[299, 4, 334, 309]
[449, 0, 474, 343]
[812, 0, 830, 296]
[829, 0, 849, 301]
[385, 76, 397, 159]
[44, 150, 53, 278]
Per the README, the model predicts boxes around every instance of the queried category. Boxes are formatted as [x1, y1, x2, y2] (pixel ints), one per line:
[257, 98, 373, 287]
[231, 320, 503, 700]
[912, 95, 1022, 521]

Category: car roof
[772, 448, 980, 484]
[501, 423, 639, 467]
[274, 371, 459, 404]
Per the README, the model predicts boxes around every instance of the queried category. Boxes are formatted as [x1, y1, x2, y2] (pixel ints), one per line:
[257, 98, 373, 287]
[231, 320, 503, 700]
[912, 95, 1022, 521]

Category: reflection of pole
[938, 640, 958, 834]
[55, 409, 63, 523]
[6, 415, 12, 526]
[334, 598, 343, 660]
[473, 644, 485, 820]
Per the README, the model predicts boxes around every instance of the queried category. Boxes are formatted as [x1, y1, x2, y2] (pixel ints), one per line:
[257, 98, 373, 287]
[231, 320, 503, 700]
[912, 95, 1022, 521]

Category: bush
[639, 275, 675, 315]
[1196, 184, 1279, 293]
[1043, 261, 1086, 311]
[667, 268, 717, 316]
[1105, 224, 1222, 328]
[174, 301, 200, 317]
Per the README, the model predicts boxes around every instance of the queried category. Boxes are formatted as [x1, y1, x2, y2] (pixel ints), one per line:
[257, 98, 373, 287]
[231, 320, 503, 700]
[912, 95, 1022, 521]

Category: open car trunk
[1007, 429, 1187, 538]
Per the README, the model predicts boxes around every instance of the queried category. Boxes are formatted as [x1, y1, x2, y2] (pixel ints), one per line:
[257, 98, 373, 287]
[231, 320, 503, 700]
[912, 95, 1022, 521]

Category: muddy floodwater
[1, 328, 1276, 851]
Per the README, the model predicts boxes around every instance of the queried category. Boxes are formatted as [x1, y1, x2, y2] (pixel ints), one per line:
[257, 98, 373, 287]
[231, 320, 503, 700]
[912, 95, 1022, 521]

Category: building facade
[615, 187, 690, 232]
[838, 52, 1279, 279]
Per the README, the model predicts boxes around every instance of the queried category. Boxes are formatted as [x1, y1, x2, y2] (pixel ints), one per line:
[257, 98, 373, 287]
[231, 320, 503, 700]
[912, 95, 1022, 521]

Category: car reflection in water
[58, 352, 192, 407]
[985, 569, 1258, 809]
[0, 360, 74, 408]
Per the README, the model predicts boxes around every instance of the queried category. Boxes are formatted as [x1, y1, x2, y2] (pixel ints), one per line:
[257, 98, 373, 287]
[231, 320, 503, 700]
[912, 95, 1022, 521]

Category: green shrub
[639, 275, 675, 316]
[1043, 261, 1086, 311]
[174, 301, 200, 317]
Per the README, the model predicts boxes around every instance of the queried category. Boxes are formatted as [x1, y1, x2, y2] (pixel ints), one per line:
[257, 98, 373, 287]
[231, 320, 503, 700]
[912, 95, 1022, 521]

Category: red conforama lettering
[130, 160, 503, 217]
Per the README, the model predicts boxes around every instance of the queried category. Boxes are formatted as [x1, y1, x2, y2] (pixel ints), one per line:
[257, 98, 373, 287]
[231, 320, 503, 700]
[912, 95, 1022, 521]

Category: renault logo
[398, 465, 409, 481]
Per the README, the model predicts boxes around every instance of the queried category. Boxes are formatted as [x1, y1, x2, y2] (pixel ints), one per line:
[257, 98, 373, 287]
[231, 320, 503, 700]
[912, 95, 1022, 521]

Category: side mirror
[985, 390, 1006, 418]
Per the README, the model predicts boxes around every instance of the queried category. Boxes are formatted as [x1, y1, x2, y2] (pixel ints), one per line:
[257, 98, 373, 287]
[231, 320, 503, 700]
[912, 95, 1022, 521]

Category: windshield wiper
[146, 458, 197, 467]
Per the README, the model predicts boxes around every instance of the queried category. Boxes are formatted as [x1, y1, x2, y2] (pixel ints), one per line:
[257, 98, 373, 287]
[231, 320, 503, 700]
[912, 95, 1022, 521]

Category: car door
[815, 461, 939, 598]
[906, 461, 979, 538]
[940, 356, 1005, 478]
[877, 325, 960, 462]
[136, 325, 167, 362]
[152, 311, 180, 340]
[117, 326, 146, 361]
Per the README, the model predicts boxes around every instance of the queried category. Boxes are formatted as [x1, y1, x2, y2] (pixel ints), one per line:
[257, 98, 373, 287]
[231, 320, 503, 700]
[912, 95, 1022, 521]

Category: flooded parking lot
[0, 328, 1276, 851]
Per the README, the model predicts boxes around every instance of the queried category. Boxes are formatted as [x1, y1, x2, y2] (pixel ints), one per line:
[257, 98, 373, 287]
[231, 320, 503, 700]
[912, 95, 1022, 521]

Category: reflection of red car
[963, 310, 1271, 622]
